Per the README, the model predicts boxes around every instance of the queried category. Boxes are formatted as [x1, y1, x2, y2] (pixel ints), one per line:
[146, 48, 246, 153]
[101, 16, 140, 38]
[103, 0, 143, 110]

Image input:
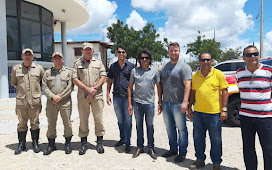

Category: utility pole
[260, 0, 263, 58]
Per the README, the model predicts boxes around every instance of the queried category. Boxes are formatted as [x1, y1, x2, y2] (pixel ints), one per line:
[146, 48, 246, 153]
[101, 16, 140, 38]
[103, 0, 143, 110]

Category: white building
[0, 0, 89, 98]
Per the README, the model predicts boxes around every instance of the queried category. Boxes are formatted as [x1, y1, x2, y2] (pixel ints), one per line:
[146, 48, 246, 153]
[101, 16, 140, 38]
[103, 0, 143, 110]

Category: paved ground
[0, 85, 264, 170]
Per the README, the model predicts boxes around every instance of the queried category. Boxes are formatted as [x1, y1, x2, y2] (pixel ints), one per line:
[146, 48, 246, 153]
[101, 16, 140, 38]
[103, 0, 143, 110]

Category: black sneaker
[125, 145, 131, 153]
[162, 150, 178, 157]
[114, 139, 124, 147]
[174, 154, 186, 163]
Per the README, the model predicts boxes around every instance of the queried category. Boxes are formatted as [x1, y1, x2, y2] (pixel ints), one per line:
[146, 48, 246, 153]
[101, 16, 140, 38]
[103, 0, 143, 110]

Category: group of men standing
[11, 43, 106, 156]
[11, 42, 271, 170]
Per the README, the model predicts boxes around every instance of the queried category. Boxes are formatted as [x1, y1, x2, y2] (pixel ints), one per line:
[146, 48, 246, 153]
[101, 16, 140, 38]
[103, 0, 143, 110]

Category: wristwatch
[222, 107, 227, 112]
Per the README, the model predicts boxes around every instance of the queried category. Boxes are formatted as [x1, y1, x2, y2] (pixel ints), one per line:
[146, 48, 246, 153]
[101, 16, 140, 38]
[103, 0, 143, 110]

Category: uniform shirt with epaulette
[73, 57, 106, 99]
[42, 67, 74, 103]
[11, 62, 44, 106]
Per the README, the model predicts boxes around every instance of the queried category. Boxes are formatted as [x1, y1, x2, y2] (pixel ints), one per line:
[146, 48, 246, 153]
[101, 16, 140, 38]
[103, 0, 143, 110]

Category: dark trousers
[240, 115, 272, 170]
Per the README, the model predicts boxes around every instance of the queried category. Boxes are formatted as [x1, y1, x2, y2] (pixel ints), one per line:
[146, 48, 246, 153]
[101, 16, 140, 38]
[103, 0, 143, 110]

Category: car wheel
[226, 98, 241, 127]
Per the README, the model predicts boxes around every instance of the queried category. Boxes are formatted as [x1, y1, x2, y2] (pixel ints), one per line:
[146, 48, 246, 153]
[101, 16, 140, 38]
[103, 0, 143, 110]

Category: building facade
[0, 0, 89, 98]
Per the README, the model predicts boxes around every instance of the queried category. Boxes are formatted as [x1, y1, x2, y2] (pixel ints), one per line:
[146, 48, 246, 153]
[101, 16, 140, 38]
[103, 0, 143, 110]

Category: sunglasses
[245, 52, 259, 58]
[117, 51, 126, 54]
[139, 56, 151, 60]
[199, 58, 212, 62]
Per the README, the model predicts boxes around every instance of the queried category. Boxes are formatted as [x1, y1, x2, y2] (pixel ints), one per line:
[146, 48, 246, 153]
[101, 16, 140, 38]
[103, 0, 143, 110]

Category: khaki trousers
[46, 100, 73, 138]
[78, 98, 105, 137]
[16, 103, 41, 131]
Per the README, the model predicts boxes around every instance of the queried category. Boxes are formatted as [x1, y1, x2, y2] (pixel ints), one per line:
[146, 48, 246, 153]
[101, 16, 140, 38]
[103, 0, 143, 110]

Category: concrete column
[0, 0, 9, 99]
[61, 22, 67, 66]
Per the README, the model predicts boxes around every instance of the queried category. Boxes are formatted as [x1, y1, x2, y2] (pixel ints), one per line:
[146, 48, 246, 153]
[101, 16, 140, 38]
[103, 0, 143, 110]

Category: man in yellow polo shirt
[188, 53, 228, 170]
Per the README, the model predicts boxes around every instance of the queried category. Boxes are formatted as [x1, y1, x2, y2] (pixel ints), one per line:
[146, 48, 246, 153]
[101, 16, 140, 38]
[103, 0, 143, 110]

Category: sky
[54, 0, 272, 63]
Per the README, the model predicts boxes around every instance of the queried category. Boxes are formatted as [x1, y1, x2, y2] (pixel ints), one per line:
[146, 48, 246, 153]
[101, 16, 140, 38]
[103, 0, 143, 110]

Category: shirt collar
[21, 62, 35, 69]
[140, 66, 151, 71]
[197, 67, 214, 78]
[81, 56, 96, 63]
[117, 60, 127, 67]
[54, 66, 65, 73]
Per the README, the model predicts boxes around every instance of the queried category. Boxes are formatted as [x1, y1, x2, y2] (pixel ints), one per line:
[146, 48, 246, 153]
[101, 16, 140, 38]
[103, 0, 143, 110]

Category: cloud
[131, 0, 254, 61]
[126, 10, 147, 31]
[67, 0, 118, 35]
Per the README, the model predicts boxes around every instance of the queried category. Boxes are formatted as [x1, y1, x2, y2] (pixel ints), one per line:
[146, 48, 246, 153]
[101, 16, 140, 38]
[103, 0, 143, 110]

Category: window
[215, 63, 232, 72]
[21, 19, 41, 53]
[6, 0, 17, 16]
[6, 18, 18, 50]
[8, 52, 17, 60]
[42, 25, 53, 54]
[6, 0, 53, 61]
[42, 8, 53, 26]
[74, 48, 83, 56]
[235, 62, 246, 71]
[21, 2, 40, 21]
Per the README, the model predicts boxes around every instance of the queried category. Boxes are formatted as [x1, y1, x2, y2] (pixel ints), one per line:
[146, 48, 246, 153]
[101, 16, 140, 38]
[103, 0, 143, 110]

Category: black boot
[96, 136, 104, 154]
[79, 137, 87, 155]
[65, 136, 72, 154]
[30, 129, 40, 153]
[43, 138, 56, 155]
[14, 131, 27, 155]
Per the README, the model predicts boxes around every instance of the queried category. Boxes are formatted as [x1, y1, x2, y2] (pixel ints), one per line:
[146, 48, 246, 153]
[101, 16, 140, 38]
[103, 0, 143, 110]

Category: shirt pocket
[92, 64, 101, 75]
[78, 66, 87, 80]
[15, 73, 25, 99]
[61, 77, 70, 90]
[31, 73, 41, 98]
[47, 77, 55, 89]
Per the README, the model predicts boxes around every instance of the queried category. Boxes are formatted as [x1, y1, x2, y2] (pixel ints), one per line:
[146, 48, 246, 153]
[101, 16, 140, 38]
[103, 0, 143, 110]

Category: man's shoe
[43, 138, 57, 155]
[114, 139, 124, 147]
[79, 137, 87, 155]
[96, 136, 104, 154]
[65, 136, 72, 154]
[148, 149, 157, 160]
[132, 148, 144, 158]
[174, 154, 186, 163]
[162, 150, 178, 157]
[125, 145, 131, 153]
[14, 131, 27, 155]
[213, 164, 221, 170]
[31, 129, 40, 153]
[189, 160, 205, 169]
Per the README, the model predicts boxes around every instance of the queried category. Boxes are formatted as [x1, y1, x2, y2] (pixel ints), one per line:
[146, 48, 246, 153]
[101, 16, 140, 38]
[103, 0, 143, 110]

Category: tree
[107, 20, 169, 62]
[187, 60, 199, 71]
[186, 31, 222, 61]
[221, 47, 242, 61]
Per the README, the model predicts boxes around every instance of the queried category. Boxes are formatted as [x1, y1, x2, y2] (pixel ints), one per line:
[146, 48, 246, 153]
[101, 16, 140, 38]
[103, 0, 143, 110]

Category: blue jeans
[113, 96, 132, 145]
[240, 115, 272, 170]
[134, 102, 155, 149]
[162, 101, 188, 156]
[193, 111, 222, 165]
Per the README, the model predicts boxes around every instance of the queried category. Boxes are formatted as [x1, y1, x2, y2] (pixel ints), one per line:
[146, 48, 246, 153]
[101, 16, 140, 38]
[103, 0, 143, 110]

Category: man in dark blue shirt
[107, 45, 135, 153]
